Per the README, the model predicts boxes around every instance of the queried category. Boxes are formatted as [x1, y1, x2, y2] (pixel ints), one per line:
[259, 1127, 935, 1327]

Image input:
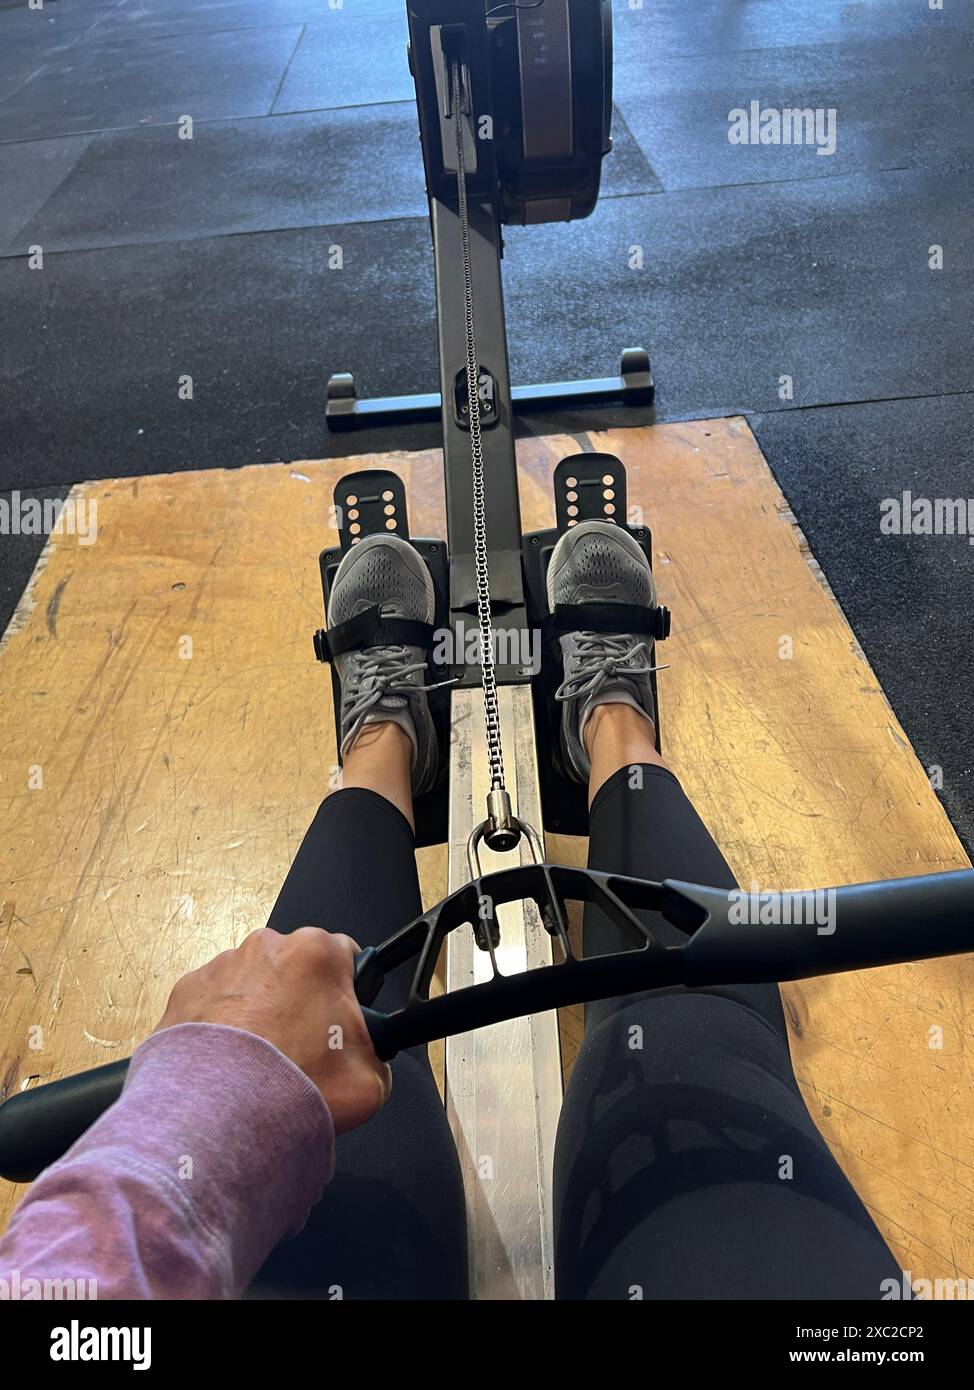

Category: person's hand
[154, 927, 391, 1134]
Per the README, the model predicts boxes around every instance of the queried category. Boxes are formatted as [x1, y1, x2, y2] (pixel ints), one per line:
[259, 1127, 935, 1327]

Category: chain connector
[466, 803, 546, 950]
[483, 789, 520, 852]
[467, 795, 545, 876]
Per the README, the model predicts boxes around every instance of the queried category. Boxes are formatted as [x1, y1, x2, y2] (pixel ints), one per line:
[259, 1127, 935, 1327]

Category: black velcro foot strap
[313, 605, 437, 665]
[545, 602, 671, 644]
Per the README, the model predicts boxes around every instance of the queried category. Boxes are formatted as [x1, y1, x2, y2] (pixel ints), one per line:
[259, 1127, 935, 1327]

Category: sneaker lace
[554, 633, 668, 704]
[342, 645, 455, 746]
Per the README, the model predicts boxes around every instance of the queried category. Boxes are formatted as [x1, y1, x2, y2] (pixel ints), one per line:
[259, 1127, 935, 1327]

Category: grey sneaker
[547, 520, 665, 783]
[327, 534, 444, 795]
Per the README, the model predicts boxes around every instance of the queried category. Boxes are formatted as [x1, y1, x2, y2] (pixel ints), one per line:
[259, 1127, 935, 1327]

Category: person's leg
[553, 707, 903, 1300]
[251, 542, 467, 1300]
[545, 521, 900, 1299]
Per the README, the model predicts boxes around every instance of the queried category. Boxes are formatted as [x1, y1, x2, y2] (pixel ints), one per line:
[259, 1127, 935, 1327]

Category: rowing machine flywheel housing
[408, 0, 613, 226]
[491, 0, 613, 224]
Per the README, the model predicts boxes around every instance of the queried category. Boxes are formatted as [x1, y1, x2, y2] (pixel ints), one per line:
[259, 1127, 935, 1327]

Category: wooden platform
[1, 418, 971, 1289]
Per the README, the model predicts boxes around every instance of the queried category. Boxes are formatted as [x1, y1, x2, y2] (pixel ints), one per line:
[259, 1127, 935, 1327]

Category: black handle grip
[0, 1059, 130, 1185]
[0, 961, 398, 1183]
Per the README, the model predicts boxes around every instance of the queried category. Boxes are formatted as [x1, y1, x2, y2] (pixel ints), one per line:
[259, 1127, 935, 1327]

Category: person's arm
[0, 928, 391, 1299]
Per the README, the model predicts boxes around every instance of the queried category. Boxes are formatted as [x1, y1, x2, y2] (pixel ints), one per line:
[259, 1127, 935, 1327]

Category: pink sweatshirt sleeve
[0, 1023, 335, 1299]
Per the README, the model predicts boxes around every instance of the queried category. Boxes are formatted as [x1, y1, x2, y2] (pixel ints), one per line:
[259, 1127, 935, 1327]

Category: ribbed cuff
[120, 1023, 334, 1284]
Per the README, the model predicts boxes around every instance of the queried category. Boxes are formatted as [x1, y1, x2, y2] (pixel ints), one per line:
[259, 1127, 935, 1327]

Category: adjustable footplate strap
[313, 606, 437, 666]
[545, 599, 671, 644]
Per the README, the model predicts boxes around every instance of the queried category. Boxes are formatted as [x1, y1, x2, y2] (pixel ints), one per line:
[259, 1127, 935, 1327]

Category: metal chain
[452, 58, 506, 793]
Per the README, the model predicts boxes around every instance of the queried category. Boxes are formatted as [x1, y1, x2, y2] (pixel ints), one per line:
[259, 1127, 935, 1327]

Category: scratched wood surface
[1, 418, 971, 1290]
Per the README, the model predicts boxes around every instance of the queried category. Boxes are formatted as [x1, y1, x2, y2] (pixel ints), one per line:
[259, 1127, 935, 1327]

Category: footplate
[552, 451, 629, 531]
[523, 452, 671, 837]
[330, 468, 412, 552]
[313, 470, 450, 848]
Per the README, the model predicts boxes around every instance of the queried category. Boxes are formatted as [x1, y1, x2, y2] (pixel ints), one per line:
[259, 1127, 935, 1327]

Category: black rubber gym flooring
[0, 0, 972, 846]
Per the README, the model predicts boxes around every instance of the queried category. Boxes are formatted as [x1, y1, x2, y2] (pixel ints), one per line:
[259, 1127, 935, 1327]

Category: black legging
[251, 765, 901, 1300]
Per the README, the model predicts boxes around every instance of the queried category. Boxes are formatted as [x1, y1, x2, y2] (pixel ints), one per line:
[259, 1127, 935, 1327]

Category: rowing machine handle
[5, 867, 974, 1183]
[0, 1059, 131, 1185]
[0, 953, 398, 1185]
